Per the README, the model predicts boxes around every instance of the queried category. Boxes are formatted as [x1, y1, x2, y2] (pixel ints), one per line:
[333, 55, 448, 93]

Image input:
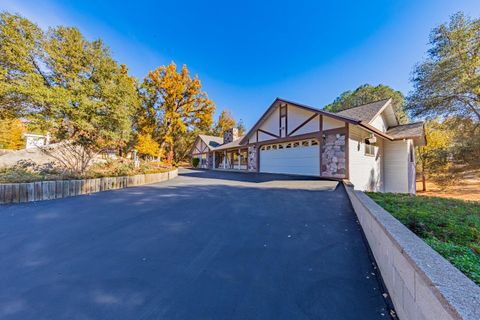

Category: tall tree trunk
[421, 160, 426, 192]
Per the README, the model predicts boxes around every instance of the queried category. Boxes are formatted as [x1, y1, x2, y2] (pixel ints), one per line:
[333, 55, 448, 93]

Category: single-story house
[191, 98, 426, 193]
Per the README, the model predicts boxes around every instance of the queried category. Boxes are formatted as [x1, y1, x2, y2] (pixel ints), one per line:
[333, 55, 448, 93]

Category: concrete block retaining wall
[0, 168, 178, 204]
[344, 183, 480, 320]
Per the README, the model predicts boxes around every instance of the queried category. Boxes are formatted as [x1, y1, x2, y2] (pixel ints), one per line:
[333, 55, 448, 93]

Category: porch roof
[386, 122, 426, 145]
[211, 136, 246, 151]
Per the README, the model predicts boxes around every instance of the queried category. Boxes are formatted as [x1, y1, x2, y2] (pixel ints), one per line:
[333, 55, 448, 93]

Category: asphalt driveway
[0, 169, 391, 319]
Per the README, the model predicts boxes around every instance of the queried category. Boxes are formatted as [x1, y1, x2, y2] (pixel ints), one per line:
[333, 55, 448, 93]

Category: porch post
[345, 123, 349, 180]
[212, 152, 216, 170]
[319, 114, 323, 177]
[223, 150, 226, 169]
[238, 149, 241, 169]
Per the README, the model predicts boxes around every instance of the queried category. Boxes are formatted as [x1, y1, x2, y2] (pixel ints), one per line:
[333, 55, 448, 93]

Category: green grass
[366, 192, 480, 285]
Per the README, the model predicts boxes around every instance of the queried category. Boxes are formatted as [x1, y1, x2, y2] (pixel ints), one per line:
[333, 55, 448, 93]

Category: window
[272, 144, 277, 150]
[285, 143, 292, 148]
[240, 150, 248, 165]
[293, 142, 300, 148]
[364, 139, 375, 156]
[302, 141, 309, 147]
[311, 139, 319, 146]
[278, 144, 284, 149]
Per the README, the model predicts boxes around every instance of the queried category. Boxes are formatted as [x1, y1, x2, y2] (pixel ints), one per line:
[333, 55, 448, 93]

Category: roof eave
[358, 122, 394, 141]
[240, 97, 360, 144]
[367, 98, 393, 125]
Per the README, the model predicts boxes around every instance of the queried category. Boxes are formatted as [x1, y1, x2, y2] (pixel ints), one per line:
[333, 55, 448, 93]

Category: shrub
[0, 160, 67, 183]
[0, 159, 173, 183]
[192, 157, 200, 168]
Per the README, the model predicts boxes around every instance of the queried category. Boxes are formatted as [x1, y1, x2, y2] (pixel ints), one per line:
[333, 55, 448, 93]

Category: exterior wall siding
[348, 126, 384, 192]
[384, 140, 409, 193]
[291, 115, 320, 136]
[287, 106, 317, 135]
[323, 117, 345, 130]
[370, 114, 387, 132]
[259, 107, 279, 134]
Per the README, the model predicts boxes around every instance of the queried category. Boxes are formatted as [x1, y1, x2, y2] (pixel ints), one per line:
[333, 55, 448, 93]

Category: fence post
[26, 183, 35, 202]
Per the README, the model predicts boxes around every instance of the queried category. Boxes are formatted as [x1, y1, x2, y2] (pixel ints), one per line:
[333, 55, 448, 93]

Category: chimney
[223, 128, 238, 144]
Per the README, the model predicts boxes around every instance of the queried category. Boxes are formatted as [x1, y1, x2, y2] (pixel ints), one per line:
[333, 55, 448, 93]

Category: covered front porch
[213, 148, 249, 171]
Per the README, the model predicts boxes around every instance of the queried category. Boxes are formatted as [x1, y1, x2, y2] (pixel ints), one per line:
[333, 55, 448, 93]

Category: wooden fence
[0, 169, 178, 204]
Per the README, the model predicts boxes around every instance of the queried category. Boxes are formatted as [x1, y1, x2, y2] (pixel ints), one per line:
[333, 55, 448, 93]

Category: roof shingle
[212, 136, 245, 151]
[336, 99, 390, 123]
[386, 122, 424, 140]
[198, 135, 223, 149]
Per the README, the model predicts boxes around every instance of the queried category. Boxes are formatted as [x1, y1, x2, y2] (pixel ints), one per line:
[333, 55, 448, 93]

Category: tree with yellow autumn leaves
[136, 62, 215, 161]
[0, 118, 25, 150]
[212, 109, 246, 137]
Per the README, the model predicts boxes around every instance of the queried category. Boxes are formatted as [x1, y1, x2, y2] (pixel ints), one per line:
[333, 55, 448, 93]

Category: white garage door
[259, 139, 320, 176]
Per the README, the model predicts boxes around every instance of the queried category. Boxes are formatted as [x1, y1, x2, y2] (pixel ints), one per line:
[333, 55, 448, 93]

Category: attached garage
[259, 139, 320, 176]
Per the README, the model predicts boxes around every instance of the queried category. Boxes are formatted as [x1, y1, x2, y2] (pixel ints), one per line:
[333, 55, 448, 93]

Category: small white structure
[191, 98, 426, 194]
[24, 133, 50, 149]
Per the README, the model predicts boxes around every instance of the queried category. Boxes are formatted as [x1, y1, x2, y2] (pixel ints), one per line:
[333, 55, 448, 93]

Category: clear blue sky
[1, 1, 479, 127]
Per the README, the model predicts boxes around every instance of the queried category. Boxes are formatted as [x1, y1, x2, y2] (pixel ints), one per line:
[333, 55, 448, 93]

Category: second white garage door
[259, 139, 320, 176]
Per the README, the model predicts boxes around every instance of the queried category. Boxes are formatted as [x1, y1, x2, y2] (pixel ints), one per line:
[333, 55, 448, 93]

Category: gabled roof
[386, 122, 425, 139]
[198, 134, 223, 150]
[239, 98, 360, 144]
[336, 98, 392, 123]
[194, 98, 426, 153]
[212, 136, 245, 151]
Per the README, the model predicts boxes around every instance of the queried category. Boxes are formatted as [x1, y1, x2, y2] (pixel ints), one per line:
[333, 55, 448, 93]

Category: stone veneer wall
[248, 146, 257, 171]
[207, 152, 213, 169]
[321, 132, 346, 178]
[223, 128, 239, 144]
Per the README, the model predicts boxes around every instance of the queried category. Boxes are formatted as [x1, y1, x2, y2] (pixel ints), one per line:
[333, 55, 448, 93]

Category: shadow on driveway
[0, 169, 391, 319]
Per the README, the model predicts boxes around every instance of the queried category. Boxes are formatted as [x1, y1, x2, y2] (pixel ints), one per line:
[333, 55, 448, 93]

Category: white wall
[287, 105, 318, 136]
[259, 107, 279, 134]
[348, 126, 384, 192]
[384, 140, 409, 193]
[323, 117, 345, 130]
[370, 114, 387, 132]
[407, 139, 416, 194]
[258, 131, 275, 142]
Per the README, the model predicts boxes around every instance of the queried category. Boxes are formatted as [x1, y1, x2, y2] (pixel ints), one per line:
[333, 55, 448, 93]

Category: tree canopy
[324, 84, 408, 124]
[407, 12, 480, 126]
[139, 62, 215, 161]
[0, 118, 25, 149]
[211, 109, 246, 137]
[0, 12, 140, 172]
